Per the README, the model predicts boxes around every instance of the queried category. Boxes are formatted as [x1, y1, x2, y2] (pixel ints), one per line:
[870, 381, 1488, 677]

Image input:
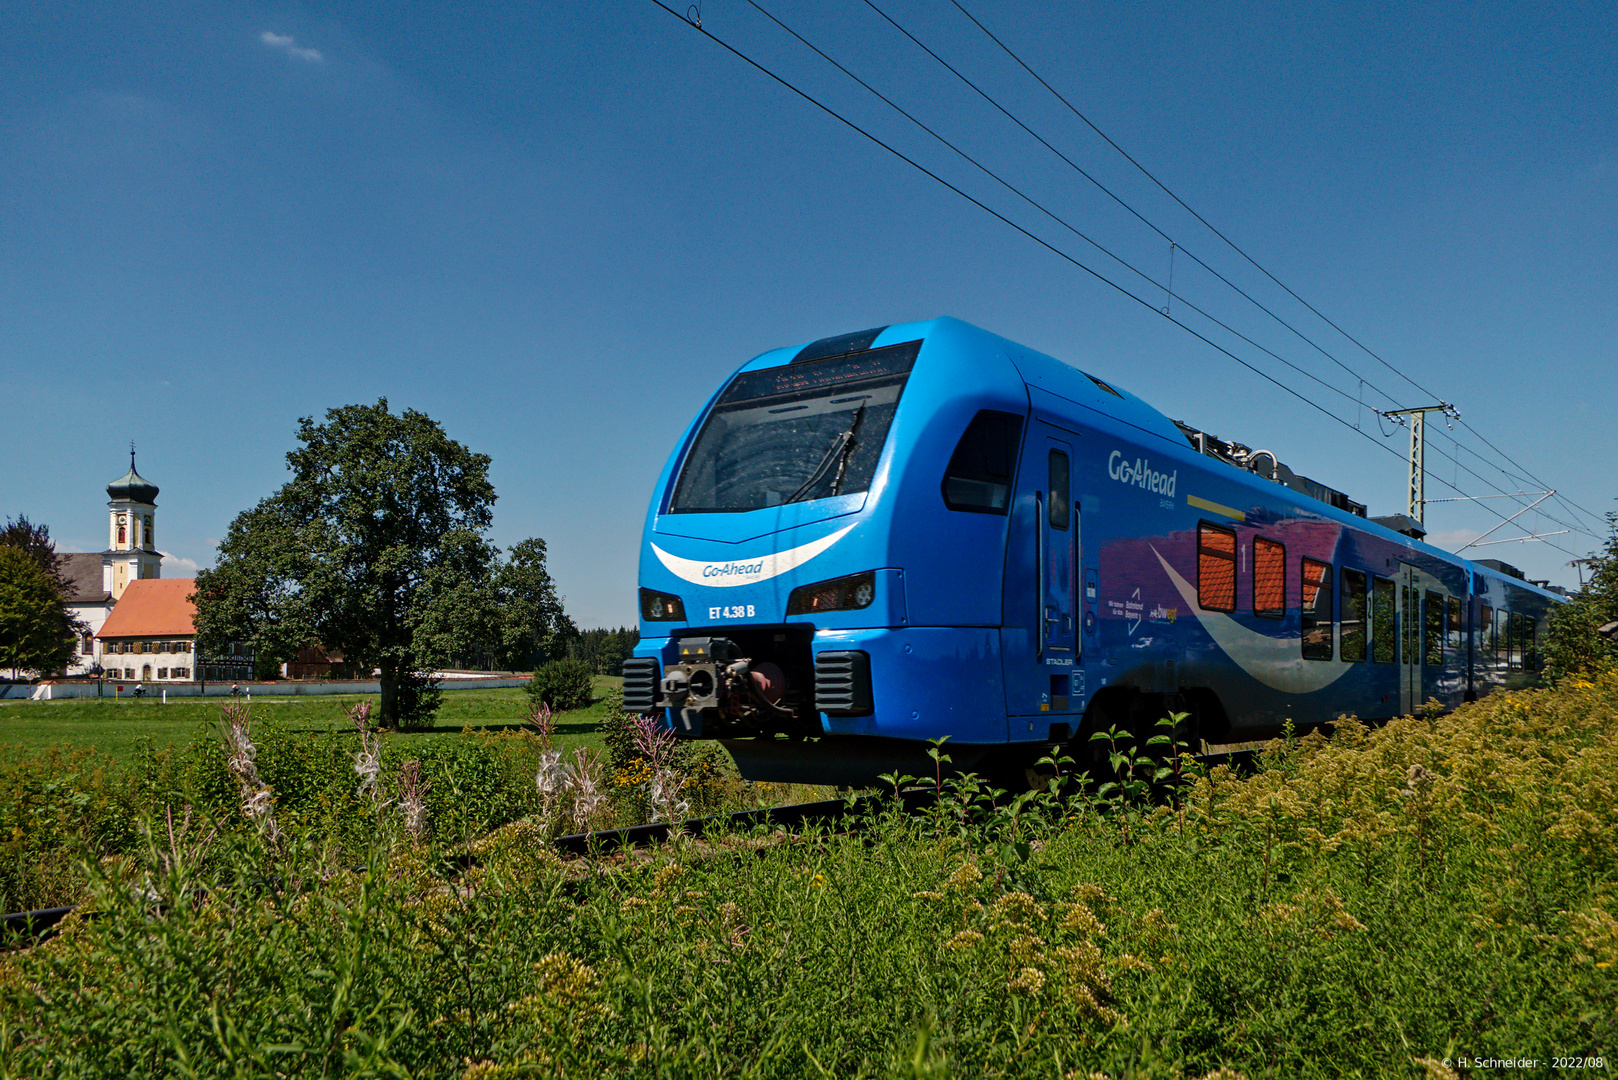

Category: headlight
[640, 588, 686, 622]
[787, 571, 876, 615]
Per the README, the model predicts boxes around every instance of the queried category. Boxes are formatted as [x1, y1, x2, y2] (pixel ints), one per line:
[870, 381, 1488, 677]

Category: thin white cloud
[261, 31, 324, 63]
[165, 555, 203, 577]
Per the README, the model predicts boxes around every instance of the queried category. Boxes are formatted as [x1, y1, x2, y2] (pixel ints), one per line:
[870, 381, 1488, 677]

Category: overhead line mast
[1381, 403, 1460, 527]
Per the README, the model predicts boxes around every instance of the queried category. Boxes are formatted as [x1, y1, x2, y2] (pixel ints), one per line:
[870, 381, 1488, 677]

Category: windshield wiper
[784, 403, 866, 504]
[829, 402, 866, 495]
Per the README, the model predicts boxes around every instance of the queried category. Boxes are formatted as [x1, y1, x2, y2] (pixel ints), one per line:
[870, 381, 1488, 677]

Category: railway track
[2, 747, 1258, 949]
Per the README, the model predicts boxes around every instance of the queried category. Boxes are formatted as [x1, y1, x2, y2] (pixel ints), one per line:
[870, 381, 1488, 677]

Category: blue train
[623, 318, 1565, 785]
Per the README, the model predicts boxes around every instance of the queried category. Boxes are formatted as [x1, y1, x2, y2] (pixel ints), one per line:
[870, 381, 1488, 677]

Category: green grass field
[0, 679, 620, 764]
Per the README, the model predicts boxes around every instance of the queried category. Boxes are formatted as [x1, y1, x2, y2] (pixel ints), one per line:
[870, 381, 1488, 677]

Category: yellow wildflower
[1007, 966, 1046, 995]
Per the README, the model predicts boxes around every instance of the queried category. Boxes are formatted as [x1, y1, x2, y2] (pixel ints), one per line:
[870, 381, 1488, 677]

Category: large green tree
[194, 399, 559, 726]
[0, 546, 78, 679]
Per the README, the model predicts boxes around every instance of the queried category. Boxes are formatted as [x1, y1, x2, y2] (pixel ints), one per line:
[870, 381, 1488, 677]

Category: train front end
[623, 319, 1027, 782]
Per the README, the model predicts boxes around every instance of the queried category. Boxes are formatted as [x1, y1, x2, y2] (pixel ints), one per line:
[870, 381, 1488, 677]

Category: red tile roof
[97, 578, 197, 638]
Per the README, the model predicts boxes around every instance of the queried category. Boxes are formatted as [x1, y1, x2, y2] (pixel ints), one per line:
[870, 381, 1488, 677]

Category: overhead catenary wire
[734, 0, 1374, 415]
[645, 0, 1592, 564]
[948, 0, 1447, 407]
[947, 0, 1606, 542]
[886, 0, 1601, 544]
[1413, 437, 1592, 553]
[1380, 416, 1602, 542]
[645, 1, 1397, 442]
[1450, 418, 1608, 535]
[938, 0, 1605, 548]
[743, 1, 1596, 558]
[863, 0, 1408, 412]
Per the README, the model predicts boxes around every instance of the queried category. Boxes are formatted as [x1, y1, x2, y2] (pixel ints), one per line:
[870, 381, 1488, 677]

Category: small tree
[0, 547, 77, 679]
[1546, 510, 1618, 678]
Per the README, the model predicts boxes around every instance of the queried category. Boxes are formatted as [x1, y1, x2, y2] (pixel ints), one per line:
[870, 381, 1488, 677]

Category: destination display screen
[715, 341, 920, 406]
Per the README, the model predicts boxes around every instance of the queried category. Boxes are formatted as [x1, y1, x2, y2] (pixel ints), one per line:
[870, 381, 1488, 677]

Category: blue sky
[3, 0, 1614, 627]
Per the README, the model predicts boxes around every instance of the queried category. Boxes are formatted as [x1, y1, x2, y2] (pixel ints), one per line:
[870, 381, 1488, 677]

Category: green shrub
[526, 658, 594, 712]
[392, 668, 444, 731]
[0, 746, 135, 913]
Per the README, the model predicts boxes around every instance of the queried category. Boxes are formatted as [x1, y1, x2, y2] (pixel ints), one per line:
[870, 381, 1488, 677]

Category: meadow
[1, 674, 1614, 1078]
[0, 683, 616, 763]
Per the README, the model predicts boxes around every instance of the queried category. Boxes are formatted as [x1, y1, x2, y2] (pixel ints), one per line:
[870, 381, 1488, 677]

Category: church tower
[105, 448, 161, 600]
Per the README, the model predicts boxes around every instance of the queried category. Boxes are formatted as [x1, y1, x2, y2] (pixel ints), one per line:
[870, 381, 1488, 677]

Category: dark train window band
[1425, 590, 1445, 667]
[1372, 577, 1396, 664]
[1047, 450, 1069, 529]
[941, 410, 1024, 514]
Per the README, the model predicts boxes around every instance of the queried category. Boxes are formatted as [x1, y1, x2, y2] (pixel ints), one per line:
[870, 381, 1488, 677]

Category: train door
[1396, 563, 1443, 715]
[1002, 421, 1078, 728]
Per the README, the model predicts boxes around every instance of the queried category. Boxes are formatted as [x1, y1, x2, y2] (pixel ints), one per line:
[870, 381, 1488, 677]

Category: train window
[670, 340, 919, 513]
[1495, 607, 1509, 670]
[1524, 615, 1539, 671]
[1048, 450, 1070, 529]
[1424, 590, 1444, 667]
[1300, 558, 1332, 660]
[940, 410, 1024, 514]
[1197, 523, 1237, 612]
[1253, 538, 1285, 618]
[1480, 605, 1494, 666]
[1372, 577, 1396, 664]
[1341, 570, 1368, 661]
[1446, 597, 1463, 652]
[1509, 611, 1524, 671]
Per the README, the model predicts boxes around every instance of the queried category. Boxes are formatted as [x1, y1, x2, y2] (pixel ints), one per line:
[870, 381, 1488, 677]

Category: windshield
[669, 340, 920, 514]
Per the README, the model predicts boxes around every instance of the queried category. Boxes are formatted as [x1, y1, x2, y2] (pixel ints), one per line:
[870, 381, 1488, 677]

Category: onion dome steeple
[107, 447, 159, 505]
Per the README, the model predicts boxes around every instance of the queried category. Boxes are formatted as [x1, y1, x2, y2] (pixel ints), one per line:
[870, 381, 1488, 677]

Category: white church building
[58, 454, 199, 680]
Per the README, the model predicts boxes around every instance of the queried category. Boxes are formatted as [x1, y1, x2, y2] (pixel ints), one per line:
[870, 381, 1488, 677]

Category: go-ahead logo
[1109, 450, 1177, 497]
[650, 525, 854, 588]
